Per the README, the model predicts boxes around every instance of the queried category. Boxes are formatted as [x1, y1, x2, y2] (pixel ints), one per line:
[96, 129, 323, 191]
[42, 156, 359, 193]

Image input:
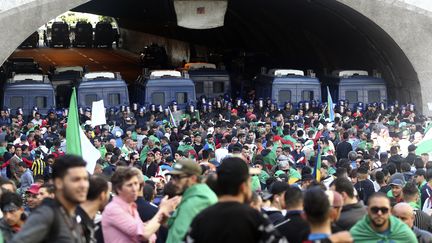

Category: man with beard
[11, 155, 90, 243]
[166, 159, 217, 243]
[185, 157, 286, 243]
[350, 192, 416, 242]
[76, 175, 110, 243]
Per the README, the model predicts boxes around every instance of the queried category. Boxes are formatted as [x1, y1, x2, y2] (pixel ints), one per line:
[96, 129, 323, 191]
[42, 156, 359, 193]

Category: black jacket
[275, 210, 309, 243]
[263, 209, 285, 225]
[354, 179, 375, 205]
[142, 162, 158, 177]
[11, 198, 85, 243]
[335, 201, 367, 230]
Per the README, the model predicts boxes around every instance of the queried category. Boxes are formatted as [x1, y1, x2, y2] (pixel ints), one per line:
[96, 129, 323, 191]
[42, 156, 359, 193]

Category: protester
[0, 191, 26, 241]
[102, 166, 180, 243]
[332, 177, 367, 230]
[0, 90, 429, 242]
[11, 155, 89, 243]
[276, 186, 309, 242]
[166, 159, 217, 243]
[350, 192, 417, 242]
[392, 202, 432, 243]
[185, 157, 286, 242]
[24, 184, 40, 212]
[77, 175, 110, 243]
[262, 181, 289, 224]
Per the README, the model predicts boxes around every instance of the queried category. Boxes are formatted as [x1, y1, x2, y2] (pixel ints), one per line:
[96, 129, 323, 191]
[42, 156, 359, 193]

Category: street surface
[10, 47, 142, 82]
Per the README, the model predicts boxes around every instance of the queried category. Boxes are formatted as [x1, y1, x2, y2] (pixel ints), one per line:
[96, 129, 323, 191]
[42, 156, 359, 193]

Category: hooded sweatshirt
[166, 183, 217, 243]
[350, 215, 417, 243]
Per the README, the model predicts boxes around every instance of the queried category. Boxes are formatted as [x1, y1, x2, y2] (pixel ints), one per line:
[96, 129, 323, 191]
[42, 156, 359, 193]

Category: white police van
[254, 69, 321, 108]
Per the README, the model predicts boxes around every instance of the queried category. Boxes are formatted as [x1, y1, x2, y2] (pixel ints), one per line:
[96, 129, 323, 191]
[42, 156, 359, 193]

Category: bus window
[279, 90, 291, 102]
[345, 91, 358, 103]
[302, 90, 314, 101]
[195, 82, 204, 93]
[213, 82, 225, 93]
[152, 92, 165, 105]
[85, 94, 98, 106]
[35, 96, 47, 108]
[368, 90, 380, 103]
[10, 96, 23, 109]
[108, 93, 120, 106]
[176, 92, 188, 104]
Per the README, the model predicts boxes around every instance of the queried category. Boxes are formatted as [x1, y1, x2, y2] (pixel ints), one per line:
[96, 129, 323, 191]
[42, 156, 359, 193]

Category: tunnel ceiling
[73, 0, 419, 101]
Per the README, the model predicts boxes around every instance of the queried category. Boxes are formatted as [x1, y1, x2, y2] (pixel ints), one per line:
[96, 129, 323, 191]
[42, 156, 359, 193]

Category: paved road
[10, 47, 142, 82]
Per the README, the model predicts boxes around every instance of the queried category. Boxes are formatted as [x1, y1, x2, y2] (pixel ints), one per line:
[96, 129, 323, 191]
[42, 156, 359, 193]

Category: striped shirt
[31, 158, 45, 176]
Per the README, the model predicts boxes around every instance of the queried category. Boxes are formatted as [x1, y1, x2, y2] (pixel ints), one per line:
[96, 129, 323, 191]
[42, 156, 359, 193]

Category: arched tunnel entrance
[1, 0, 422, 107]
[73, 0, 421, 106]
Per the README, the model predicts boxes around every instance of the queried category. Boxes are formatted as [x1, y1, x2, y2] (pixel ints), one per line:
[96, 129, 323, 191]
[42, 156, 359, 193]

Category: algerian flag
[313, 144, 322, 182]
[66, 88, 100, 174]
[327, 86, 335, 122]
[416, 122, 432, 155]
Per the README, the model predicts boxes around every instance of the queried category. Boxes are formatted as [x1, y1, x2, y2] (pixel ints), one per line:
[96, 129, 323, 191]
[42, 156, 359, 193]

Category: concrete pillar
[337, 0, 432, 115]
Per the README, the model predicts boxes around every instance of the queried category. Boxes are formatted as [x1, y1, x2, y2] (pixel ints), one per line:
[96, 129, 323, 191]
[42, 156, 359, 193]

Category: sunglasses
[170, 174, 190, 180]
[370, 207, 389, 214]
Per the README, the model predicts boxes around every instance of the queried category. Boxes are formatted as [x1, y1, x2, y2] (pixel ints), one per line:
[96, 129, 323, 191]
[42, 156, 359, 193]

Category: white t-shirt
[215, 147, 229, 163]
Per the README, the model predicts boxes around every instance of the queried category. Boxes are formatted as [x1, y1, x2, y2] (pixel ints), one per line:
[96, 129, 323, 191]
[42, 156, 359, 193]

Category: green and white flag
[66, 88, 100, 174]
[416, 122, 432, 155]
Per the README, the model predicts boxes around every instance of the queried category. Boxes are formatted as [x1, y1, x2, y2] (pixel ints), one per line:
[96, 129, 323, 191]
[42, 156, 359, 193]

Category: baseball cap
[262, 181, 289, 200]
[27, 184, 41, 195]
[168, 159, 202, 176]
[389, 178, 404, 187]
[270, 181, 289, 194]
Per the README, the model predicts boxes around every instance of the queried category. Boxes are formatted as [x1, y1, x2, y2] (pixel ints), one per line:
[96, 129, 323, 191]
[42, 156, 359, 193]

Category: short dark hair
[143, 184, 155, 202]
[414, 158, 424, 169]
[333, 177, 355, 198]
[367, 192, 390, 205]
[375, 171, 385, 184]
[284, 186, 303, 209]
[52, 155, 87, 179]
[1, 191, 23, 209]
[87, 175, 109, 201]
[217, 157, 249, 196]
[304, 187, 330, 224]
[40, 183, 55, 194]
[400, 162, 411, 172]
[111, 167, 141, 194]
[426, 169, 432, 182]
[402, 182, 418, 199]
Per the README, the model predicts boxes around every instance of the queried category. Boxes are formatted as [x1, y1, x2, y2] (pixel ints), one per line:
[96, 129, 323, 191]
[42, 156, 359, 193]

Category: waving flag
[313, 144, 322, 182]
[66, 88, 100, 174]
[327, 86, 335, 122]
[416, 122, 432, 155]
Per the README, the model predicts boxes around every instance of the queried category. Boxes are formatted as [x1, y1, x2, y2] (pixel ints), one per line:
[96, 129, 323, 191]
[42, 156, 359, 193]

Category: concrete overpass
[1, 0, 432, 114]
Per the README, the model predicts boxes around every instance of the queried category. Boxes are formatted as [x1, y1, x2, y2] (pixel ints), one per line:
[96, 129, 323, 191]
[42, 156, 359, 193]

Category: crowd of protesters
[0, 98, 430, 242]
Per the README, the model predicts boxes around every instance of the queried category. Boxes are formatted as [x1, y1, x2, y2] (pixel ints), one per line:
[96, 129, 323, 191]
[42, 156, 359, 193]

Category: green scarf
[350, 215, 417, 243]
